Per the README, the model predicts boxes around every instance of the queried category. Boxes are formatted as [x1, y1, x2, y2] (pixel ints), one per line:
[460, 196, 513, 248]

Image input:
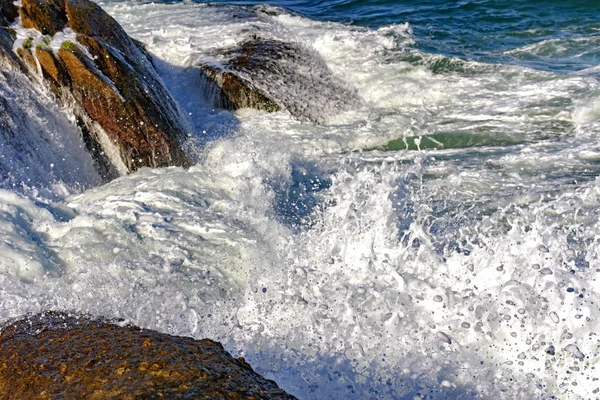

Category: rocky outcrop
[197, 38, 362, 123]
[0, 0, 18, 27]
[0, 312, 296, 399]
[15, 0, 189, 180]
[20, 0, 67, 35]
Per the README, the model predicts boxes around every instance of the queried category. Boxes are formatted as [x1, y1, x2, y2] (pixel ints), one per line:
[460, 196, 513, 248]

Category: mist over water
[1, 0, 600, 398]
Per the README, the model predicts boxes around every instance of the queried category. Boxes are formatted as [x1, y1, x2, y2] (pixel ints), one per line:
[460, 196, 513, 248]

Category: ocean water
[1, 0, 600, 399]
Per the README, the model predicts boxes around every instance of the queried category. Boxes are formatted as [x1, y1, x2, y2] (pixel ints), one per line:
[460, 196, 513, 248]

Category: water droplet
[461, 322, 471, 329]
[545, 345, 555, 355]
[538, 245, 550, 253]
[539, 268, 553, 275]
[549, 312, 559, 324]
[433, 295, 443, 302]
[564, 344, 585, 360]
[436, 331, 452, 345]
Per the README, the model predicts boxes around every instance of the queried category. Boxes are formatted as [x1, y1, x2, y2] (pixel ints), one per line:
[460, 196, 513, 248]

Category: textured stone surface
[20, 0, 67, 35]
[0, 312, 297, 400]
[197, 38, 362, 123]
[14, 0, 189, 178]
[200, 63, 280, 112]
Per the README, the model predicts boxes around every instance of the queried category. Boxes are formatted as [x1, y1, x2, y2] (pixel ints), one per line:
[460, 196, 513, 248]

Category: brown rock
[65, 0, 133, 60]
[200, 63, 280, 112]
[36, 46, 69, 90]
[198, 38, 362, 123]
[17, 47, 37, 71]
[57, 37, 188, 172]
[0, 312, 297, 400]
[20, 0, 67, 36]
[16, 0, 190, 177]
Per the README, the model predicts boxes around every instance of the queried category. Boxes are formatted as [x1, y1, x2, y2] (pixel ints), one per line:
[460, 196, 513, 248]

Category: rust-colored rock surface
[20, 0, 67, 35]
[13, 0, 190, 179]
[0, 312, 297, 400]
[197, 38, 362, 123]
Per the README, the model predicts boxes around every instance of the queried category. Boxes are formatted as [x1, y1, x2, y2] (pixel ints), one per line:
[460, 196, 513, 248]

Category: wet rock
[197, 38, 362, 123]
[200, 63, 281, 113]
[20, 0, 67, 35]
[0, 26, 20, 72]
[16, 47, 36, 70]
[0, 312, 297, 400]
[0, 0, 18, 27]
[13, 0, 189, 179]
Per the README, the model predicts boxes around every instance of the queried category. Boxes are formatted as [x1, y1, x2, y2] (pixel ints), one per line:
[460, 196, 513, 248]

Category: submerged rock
[14, 0, 189, 180]
[0, 312, 297, 399]
[197, 38, 362, 123]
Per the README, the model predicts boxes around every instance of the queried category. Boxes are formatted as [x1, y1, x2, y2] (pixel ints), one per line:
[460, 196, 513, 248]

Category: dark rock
[20, 0, 67, 36]
[197, 38, 362, 123]
[0, 0, 18, 26]
[0, 26, 20, 71]
[200, 63, 280, 112]
[0, 312, 296, 399]
[15, 0, 190, 178]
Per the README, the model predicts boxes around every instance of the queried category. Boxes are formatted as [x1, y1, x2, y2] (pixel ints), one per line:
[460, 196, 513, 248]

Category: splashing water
[1, 1, 599, 399]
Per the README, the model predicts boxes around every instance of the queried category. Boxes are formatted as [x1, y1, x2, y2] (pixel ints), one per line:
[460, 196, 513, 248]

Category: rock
[0, 312, 297, 399]
[20, 0, 67, 35]
[16, 47, 36, 70]
[200, 63, 280, 113]
[0, 0, 18, 27]
[197, 38, 362, 123]
[14, 0, 190, 179]
[0, 26, 19, 71]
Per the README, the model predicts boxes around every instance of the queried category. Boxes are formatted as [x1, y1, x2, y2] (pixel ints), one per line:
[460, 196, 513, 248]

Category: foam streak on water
[0, 2, 599, 399]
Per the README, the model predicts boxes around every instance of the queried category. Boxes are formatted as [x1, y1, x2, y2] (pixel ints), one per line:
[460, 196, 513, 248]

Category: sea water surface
[1, 0, 600, 398]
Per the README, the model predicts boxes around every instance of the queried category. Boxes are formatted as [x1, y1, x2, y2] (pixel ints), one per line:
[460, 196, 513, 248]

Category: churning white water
[1, 2, 599, 399]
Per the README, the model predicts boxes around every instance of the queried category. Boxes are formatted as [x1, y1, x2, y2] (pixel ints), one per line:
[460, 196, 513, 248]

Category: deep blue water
[192, 0, 600, 74]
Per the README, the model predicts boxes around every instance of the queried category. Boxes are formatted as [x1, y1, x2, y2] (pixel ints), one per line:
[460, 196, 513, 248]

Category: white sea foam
[0, 2, 599, 399]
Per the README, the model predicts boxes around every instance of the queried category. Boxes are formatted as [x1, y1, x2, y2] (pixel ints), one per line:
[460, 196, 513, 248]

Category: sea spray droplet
[433, 295, 443, 302]
[436, 331, 452, 345]
[549, 312, 560, 324]
[564, 344, 585, 360]
[540, 268, 553, 275]
[538, 245, 550, 253]
[461, 322, 471, 329]
[545, 345, 556, 355]
[532, 263, 540, 270]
